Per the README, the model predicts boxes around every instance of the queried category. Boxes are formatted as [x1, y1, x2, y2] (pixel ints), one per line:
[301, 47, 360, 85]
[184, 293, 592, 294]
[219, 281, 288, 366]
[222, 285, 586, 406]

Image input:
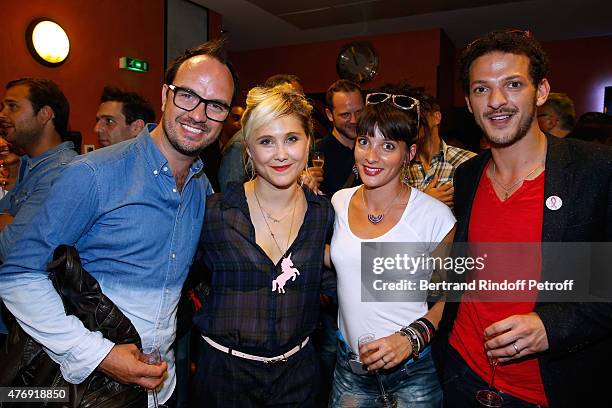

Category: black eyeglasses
[365, 92, 420, 129]
[167, 85, 231, 122]
[466, 29, 531, 51]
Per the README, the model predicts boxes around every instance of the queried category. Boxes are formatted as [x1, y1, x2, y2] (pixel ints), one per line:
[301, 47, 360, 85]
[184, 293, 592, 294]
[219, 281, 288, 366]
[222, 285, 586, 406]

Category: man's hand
[484, 312, 549, 363]
[301, 166, 324, 195]
[359, 332, 412, 371]
[98, 344, 167, 389]
[424, 175, 454, 207]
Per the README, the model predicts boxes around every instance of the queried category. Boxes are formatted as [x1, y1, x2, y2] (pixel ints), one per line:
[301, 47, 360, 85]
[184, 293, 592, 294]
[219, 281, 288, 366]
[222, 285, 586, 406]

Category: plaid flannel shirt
[193, 183, 335, 356]
[404, 140, 476, 190]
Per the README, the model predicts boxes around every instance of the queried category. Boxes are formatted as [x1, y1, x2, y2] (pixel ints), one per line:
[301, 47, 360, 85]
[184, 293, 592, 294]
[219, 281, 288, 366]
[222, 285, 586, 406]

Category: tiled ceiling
[248, 0, 523, 29]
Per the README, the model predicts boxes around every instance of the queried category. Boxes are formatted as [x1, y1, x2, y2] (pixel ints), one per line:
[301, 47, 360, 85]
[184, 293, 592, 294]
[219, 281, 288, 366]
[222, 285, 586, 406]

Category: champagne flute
[140, 346, 168, 408]
[474, 313, 508, 408]
[358, 333, 398, 408]
[312, 151, 325, 169]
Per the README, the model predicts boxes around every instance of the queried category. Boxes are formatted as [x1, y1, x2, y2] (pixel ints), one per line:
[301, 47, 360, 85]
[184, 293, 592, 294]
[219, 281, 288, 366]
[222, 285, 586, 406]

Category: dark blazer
[437, 135, 612, 407]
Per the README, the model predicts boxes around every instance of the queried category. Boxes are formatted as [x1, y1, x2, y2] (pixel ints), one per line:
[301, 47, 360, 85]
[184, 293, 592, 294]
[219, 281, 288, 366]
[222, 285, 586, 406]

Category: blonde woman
[192, 84, 334, 407]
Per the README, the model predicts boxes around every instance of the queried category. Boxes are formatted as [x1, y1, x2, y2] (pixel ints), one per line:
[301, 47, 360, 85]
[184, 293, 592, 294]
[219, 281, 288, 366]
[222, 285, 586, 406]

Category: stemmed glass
[140, 346, 168, 408]
[307, 151, 326, 195]
[474, 313, 506, 408]
[312, 151, 325, 169]
[358, 333, 398, 408]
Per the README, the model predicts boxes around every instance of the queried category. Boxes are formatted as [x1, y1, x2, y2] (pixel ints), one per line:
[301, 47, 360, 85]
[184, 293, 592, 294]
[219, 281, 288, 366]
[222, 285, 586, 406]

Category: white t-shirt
[331, 185, 456, 354]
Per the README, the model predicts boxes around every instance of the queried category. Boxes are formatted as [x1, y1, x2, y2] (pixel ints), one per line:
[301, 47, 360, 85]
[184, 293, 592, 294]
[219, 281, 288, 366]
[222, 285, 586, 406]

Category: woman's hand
[358, 332, 412, 371]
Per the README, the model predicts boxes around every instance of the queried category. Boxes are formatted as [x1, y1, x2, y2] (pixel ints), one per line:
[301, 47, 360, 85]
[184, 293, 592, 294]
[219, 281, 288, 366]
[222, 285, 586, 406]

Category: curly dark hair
[459, 30, 550, 94]
[100, 86, 155, 125]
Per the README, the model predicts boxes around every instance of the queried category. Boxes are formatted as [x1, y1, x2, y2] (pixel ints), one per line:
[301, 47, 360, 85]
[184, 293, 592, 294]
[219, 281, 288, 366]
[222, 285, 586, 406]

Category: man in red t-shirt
[437, 30, 612, 408]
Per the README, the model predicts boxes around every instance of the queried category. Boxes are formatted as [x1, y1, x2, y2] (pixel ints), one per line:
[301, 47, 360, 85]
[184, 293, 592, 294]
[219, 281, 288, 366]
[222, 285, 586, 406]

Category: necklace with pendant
[361, 185, 405, 224]
[491, 161, 543, 201]
[260, 208, 291, 223]
[253, 184, 301, 293]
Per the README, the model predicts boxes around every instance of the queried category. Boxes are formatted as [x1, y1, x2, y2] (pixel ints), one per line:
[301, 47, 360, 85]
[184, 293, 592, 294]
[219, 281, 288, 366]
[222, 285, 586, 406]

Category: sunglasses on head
[365, 92, 420, 129]
[466, 29, 531, 51]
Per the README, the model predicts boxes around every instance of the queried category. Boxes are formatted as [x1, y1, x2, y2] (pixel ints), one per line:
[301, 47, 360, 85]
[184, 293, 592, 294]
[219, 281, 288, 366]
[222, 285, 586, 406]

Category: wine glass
[473, 316, 508, 408]
[312, 151, 325, 169]
[140, 346, 168, 408]
[358, 333, 398, 408]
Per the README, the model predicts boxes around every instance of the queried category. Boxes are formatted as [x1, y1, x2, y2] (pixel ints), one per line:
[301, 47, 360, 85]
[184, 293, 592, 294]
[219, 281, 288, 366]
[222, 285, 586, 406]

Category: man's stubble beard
[484, 97, 536, 149]
[163, 115, 217, 157]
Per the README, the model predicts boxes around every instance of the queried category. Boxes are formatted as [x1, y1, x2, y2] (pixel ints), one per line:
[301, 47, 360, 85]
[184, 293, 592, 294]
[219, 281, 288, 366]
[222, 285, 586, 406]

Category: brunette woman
[329, 87, 456, 407]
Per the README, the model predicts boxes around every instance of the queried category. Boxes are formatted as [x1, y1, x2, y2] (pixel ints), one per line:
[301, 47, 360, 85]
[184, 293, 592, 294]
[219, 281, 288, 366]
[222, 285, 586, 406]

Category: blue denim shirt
[0, 141, 76, 262]
[0, 128, 211, 403]
[0, 141, 76, 335]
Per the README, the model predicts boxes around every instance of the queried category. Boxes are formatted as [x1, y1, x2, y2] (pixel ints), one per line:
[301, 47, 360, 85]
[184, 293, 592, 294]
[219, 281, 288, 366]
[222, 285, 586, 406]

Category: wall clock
[336, 42, 379, 84]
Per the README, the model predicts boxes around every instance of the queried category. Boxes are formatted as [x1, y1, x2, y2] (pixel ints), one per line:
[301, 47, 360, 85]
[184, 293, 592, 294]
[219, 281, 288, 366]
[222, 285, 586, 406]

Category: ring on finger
[512, 341, 520, 356]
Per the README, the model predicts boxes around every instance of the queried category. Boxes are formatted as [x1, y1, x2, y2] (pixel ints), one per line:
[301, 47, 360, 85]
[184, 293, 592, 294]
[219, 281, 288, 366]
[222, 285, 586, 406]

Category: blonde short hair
[241, 84, 313, 145]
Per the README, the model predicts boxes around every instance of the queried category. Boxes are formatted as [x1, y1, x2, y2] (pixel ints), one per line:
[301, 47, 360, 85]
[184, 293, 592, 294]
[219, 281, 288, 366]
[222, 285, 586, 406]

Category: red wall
[544, 36, 612, 116]
[208, 10, 224, 40]
[452, 35, 612, 116]
[230, 29, 445, 98]
[0, 0, 165, 149]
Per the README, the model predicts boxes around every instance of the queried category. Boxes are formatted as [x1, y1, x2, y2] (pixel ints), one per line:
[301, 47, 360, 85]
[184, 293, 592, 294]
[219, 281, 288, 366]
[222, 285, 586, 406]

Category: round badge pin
[546, 195, 562, 211]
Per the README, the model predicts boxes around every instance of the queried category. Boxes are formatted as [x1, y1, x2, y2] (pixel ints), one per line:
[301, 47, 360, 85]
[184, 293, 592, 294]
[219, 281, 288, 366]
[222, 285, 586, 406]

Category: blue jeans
[330, 339, 442, 407]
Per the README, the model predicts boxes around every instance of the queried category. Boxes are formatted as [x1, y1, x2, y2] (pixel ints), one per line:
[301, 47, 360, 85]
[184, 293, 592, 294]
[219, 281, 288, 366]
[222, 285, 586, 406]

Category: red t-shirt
[449, 165, 548, 407]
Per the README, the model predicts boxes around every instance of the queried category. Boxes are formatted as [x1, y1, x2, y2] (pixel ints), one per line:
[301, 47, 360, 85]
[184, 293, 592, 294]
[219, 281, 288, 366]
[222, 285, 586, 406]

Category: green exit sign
[119, 57, 149, 72]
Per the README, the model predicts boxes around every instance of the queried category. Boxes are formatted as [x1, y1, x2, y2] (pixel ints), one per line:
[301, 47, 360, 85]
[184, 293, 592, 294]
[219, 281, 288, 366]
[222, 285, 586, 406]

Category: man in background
[0, 78, 76, 261]
[537, 92, 575, 138]
[403, 90, 475, 208]
[315, 79, 364, 196]
[200, 104, 244, 191]
[94, 86, 155, 147]
[0, 78, 77, 348]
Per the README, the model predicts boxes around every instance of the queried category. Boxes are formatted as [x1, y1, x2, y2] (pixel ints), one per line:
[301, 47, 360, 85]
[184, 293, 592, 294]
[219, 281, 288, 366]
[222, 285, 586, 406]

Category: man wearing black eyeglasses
[437, 30, 612, 408]
[0, 39, 237, 407]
